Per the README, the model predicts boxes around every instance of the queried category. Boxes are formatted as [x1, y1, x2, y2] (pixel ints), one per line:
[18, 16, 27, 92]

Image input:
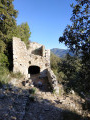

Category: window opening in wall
[29, 61, 31, 64]
[28, 65, 40, 75]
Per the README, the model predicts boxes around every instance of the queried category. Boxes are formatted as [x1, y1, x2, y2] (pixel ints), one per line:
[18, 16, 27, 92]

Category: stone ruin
[13, 37, 59, 93]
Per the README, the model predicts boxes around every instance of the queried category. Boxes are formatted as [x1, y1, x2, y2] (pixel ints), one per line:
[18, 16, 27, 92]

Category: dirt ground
[0, 75, 90, 120]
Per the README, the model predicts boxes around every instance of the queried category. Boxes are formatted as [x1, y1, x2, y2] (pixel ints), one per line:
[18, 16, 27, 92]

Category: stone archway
[28, 65, 40, 75]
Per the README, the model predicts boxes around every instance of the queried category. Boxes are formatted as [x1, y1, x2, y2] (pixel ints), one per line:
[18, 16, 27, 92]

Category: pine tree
[0, 0, 18, 68]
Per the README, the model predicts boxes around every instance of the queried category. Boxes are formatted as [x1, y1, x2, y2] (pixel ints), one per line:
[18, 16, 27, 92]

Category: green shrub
[10, 72, 24, 79]
[29, 88, 36, 95]
[0, 53, 9, 66]
[0, 74, 10, 84]
[0, 66, 10, 84]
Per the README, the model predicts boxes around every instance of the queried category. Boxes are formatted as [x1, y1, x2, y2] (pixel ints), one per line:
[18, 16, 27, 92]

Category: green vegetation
[58, 54, 82, 93]
[10, 72, 24, 79]
[0, 66, 10, 84]
[29, 88, 36, 102]
[0, 0, 18, 69]
[59, 0, 90, 94]
[0, 0, 89, 99]
[50, 0, 90, 95]
[51, 51, 89, 94]
[50, 52, 63, 84]
[0, 0, 31, 84]
[29, 88, 36, 95]
[50, 52, 61, 75]
[15, 22, 31, 48]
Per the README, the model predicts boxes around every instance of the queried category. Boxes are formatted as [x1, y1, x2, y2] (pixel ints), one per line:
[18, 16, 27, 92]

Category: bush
[29, 88, 36, 102]
[0, 66, 10, 84]
[10, 72, 24, 79]
[29, 88, 36, 94]
[0, 53, 9, 66]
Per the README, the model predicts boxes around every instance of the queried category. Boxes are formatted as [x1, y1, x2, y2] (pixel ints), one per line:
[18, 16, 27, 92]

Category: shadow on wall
[32, 47, 43, 56]
[0, 83, 89, 120]
[8, 41, 13, 71]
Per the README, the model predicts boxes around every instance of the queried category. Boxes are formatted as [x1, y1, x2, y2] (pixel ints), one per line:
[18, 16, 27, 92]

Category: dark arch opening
[28, 65, 40, 75]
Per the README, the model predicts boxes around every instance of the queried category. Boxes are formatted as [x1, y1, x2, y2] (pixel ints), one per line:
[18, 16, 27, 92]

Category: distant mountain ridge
[51, 48, 74, 58]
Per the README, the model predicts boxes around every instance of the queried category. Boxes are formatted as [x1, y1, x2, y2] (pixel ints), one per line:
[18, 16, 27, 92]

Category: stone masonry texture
[13, 37, 59, 93]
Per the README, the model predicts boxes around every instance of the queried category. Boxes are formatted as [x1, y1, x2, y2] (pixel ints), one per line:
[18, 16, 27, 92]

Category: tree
[50, 52, 61, 71]
[59, 0, 90, 62]
[58, 54, 82, 92]
[16, 22, 31, 48]
[50, 52, 63, 83]
[59, 0, 90, 92]
[0, 0, 18, 41]
[0, 0, 18, 68]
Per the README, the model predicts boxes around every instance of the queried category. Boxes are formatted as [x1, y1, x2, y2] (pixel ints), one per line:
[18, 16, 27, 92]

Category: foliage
[0, 0, 18, 69]
[58, 54, 83, 93]
[0, 0, 31, 85]
[59, 0, 90, 93]
[0, 53, 9, 66]
[0, 66, 10, 84]
[29, 88, 36, 95]
[10, 72, 24, 79]
[29, 88, 36, 102]
[58, 54, 81, 80]
[15, 22, 31, 48]
[0, 40, 6, 53]
[50, 52, 63, 83]
[59, 0, 90, 57]
[0, 0, 18, 44]
[50, 51, 85, 93]
[50, 52, 61, 74]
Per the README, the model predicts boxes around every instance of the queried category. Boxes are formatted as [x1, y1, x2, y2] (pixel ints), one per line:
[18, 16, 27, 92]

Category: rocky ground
[0, 75, 90, 120]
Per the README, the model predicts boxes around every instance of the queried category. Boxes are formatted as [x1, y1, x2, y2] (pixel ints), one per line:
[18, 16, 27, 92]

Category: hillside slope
[51, 48, 74, 58]
[0, 76, 89, 120]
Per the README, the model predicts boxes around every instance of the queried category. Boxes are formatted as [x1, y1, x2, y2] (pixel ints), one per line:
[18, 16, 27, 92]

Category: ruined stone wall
[13, 37, 50, 77]
[27, 41, 50, 74]
[29, 54, 49, 71]
[13, 37, 58, 93]
[45, 49, 50, 68]
[27, 42, 44, 56]
[47, 68, 59, 94]
[13, 37, 30, 77]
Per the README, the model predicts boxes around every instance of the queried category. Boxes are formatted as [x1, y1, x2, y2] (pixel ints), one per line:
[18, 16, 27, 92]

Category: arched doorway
[28, 65, 40, 75]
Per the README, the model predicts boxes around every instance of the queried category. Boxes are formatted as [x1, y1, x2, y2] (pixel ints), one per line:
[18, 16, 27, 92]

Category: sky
[13, 0, 76, 49]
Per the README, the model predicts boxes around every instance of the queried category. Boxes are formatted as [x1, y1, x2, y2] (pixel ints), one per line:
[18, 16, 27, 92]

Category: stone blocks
[13, 37, 59, 93]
